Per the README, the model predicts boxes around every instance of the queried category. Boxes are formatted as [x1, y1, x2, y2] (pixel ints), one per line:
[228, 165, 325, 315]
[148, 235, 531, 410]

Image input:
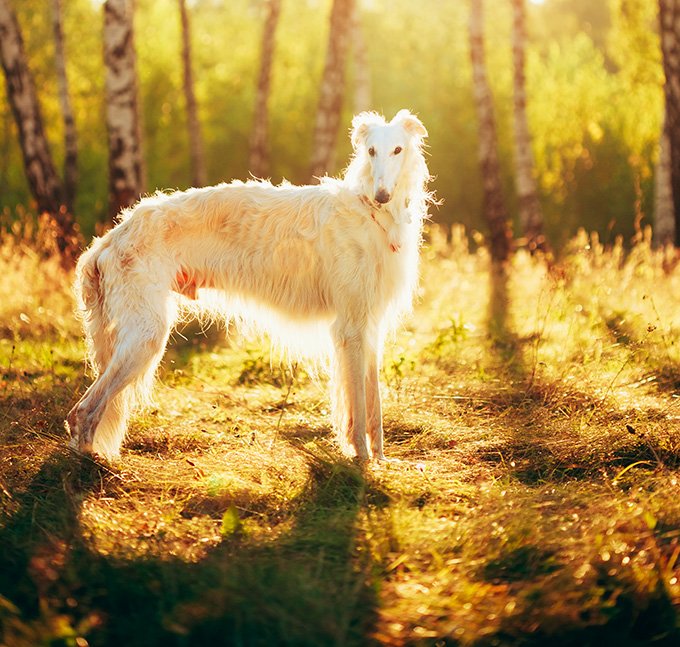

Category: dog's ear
[392, 109, 428, 139]
[351, 112, 383, 149]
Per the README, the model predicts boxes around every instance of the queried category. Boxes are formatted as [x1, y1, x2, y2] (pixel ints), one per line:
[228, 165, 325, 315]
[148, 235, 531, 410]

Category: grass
[1, 220, 680, 645]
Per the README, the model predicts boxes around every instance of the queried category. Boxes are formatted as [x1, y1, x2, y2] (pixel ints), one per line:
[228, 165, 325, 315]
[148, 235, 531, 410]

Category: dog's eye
[368, 147, 376, 157]
[393, 146, 402, 155]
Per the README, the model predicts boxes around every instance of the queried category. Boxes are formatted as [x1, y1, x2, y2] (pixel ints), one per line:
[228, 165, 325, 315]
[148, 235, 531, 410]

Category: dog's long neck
[342, 148, 431, 254]
[342, 149, 430, 229]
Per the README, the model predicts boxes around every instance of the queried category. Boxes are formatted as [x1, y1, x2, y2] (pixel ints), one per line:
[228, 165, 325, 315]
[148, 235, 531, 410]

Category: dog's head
[350, 109, 428, 205]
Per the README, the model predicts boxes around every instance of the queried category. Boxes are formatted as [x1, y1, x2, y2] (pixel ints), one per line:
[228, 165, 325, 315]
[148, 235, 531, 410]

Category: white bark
[52, 0, 78, 211]
[511, 0, 545, 251]
[470, 0, 512, 262]
[351, 3, 371, 113]
[249, 0, 281, 178]
[104, 0, 143, 219]
[309, 0, 355, 179]
[654, 111, 675, 245]
[0, 0, 63, 215]
[0, 0, 79, 265]
[180, 0, 207, 186]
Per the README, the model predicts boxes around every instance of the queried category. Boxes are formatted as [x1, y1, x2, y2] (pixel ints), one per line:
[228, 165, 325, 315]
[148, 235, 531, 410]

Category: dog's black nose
[375, 188, 390, 204]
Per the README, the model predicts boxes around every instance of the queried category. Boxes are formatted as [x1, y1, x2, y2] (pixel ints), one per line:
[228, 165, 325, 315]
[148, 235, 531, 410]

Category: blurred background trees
[0, 0, 671, 249]
[103, 0, 144, 221]
[469, 0, 512, 263]
[0, 0, 79, 264]
[249, 0, 281, 178]
[180, 0, 207, 186]
[309, 0, 354, 179]
[659, 0, 680, 245]
[51, 0, 78, 214]
[511, 0, 546, 252]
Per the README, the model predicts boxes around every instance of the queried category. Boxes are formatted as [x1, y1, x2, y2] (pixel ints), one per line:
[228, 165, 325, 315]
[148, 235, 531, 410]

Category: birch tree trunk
[103, 0, 144, 220]
[249, 0, 281, 179]
[659, 0, 680, 246]
[309, 0, 354, 179]
[0, 0, 78, 265]
[654, 111, 675, 245]
[469, 0, 512, 263]
[179, 0, 207, 187]
[351, 3, 371, 113]
[52, 0, 78, 212]
[511, 0, 546, 252]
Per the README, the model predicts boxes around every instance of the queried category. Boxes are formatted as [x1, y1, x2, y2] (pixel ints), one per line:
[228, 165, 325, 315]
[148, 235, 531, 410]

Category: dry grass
[1, 220, 680, 646]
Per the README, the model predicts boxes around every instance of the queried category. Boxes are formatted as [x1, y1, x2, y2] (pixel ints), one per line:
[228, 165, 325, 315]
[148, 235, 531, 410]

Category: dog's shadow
[0, 447, 383, 646]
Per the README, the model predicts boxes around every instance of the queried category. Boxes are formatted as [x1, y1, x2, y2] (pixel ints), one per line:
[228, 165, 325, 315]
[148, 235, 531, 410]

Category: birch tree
[309, 0, 355, 179]
[470, 0, 512, 262]
[511, 0, 546, 252]
[659, 0, 680, 245]
[52, 0, 78, 212]
[0, 0, 78, 264]
[655, 113, 675, 245]
[351, 3, 371, 113]
[103, 0, 144, 220]
[180, 0, 207, 186]
[249, 0, 282, 178]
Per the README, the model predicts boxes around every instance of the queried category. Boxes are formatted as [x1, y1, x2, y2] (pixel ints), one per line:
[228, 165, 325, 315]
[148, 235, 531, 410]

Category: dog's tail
[73, 238, 110, 374]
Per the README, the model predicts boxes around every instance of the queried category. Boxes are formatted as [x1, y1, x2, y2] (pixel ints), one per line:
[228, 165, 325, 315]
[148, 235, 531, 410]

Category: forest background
[0, 0, 663, 248]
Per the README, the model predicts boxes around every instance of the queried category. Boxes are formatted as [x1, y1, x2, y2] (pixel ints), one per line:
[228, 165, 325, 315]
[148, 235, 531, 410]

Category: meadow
[1, 221, 680, 645]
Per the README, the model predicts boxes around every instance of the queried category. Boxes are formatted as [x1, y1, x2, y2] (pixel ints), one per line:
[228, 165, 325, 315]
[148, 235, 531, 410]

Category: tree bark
[469, 0, 512, 262]
[103, 0, 144, 220]
[309, 0, 355, 179]
[351, 3, 371, 113]
[511, 0, 546, 253]
[179, 0, 207, 187]
[0, 0, 78, 265]
[654, 110, 675, 245]
[659, 0, 680, 246]
[52, 0, 78, 212]
[249, 0, 281, 179]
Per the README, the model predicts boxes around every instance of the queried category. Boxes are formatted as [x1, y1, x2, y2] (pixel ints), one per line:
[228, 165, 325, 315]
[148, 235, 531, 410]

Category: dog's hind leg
[69, 303, 175, 459]
[331, 319, 369, 460]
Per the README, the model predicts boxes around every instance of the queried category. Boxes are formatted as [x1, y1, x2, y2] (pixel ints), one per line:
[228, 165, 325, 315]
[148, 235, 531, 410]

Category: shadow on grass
[456, 264, 680, 642]
[0, 449, 382, 646]
[486, 260, 530, 383]
[480, 261, 680, 483]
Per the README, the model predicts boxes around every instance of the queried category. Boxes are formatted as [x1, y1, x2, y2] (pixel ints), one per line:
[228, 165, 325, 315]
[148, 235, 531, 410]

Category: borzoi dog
[66, 109, 432, 461]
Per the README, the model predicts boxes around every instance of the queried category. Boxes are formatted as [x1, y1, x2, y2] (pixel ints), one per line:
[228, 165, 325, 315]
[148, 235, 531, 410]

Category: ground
[1, 223, 680, 646]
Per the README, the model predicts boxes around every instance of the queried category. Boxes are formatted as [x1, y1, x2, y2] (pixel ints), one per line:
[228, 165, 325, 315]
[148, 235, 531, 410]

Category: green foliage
[0, 0, 667, 244]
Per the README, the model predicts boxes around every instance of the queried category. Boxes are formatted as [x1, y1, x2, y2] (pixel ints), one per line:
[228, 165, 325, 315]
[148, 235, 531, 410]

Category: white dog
[66, 109, 432, 461]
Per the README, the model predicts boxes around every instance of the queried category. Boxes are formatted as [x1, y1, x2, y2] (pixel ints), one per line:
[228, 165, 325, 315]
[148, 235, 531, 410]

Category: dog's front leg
[366, 350, 384, 459]
[332, 321, 369, 460]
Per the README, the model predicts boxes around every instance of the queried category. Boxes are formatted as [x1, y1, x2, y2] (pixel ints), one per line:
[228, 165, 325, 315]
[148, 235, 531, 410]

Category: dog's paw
[70, 436, 94, 457]
[374, 455, 402, 465]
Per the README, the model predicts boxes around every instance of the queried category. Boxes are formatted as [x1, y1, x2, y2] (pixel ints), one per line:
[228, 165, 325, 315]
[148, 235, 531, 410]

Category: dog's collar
[359, 194, 411, 216]
[358, 193, 406, 254]
[360, 194, 388, 235]
[360, 194, 381, 211]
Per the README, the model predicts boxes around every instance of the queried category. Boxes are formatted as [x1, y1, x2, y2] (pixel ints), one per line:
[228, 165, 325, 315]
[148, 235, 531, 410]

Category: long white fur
[66, 109, 433, 460]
